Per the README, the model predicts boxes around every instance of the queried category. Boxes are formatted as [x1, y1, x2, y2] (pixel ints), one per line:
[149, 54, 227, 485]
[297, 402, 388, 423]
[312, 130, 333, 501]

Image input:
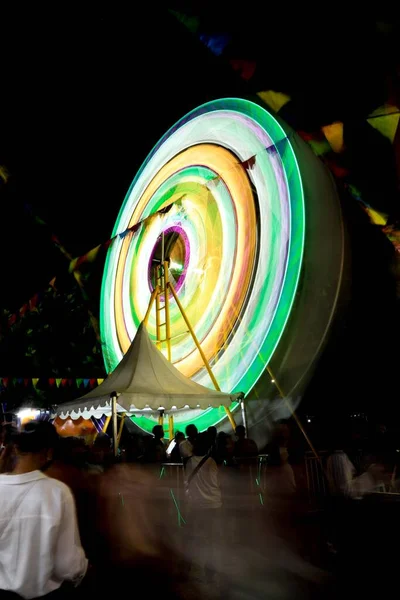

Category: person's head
[174, 431, 185, 444]
[12, 421, 58, 472]
[185, 424, 198, 441]
[207, 426, 217, 443]
[235, 425, 246, 440]
[152, 425, 164, 440]
[193, 432, 211, 457]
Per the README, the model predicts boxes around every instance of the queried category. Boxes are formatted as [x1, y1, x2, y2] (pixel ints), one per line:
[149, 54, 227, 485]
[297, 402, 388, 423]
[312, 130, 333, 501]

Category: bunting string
[0, 377, 104, 390]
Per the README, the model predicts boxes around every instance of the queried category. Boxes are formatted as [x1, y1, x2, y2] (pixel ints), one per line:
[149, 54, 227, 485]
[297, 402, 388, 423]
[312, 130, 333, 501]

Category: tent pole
[144, 285, 159, 326]
[117, 413, 126, 447]
[102, 415, 111, 433]
[163, 261, 172, 361]
[111, 392, 118, 457]
[158, 409, 164, 428]
[168, 414, 174, 441]
[167, 281, 236, 431]
[266, 366, 319, 461]
[155, 266, 162, 349]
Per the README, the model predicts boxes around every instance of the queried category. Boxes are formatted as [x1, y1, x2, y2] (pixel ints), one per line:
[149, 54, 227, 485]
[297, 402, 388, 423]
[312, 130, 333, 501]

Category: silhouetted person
[216, 431, 234, 465]
[179, 424, 198, 465]
[145, 425, 166, 463]
[234, 425, 258, 458]
[169, 431, 185, 463]
[0, 422, 87, 598]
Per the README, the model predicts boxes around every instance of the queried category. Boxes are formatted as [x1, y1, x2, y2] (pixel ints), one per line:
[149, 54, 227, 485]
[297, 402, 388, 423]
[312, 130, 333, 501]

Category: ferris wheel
[100, 98, 346, 445]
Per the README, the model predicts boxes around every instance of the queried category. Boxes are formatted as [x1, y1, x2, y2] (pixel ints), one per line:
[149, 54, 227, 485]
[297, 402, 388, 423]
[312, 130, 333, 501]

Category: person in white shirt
[0, 421, 88, 599]
[179, 424, 198, 465]
[185, 432, 222, 510]
[185, 431, 223, 582]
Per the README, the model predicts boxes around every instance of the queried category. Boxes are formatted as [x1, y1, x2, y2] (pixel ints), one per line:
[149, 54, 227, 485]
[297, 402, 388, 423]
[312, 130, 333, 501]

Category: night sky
[0, 7, 399, 416]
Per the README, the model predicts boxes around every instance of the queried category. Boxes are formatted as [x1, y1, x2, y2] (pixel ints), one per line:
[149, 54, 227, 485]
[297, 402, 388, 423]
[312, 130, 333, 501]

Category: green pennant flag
[76, 378, 83, 388]
[56, 378, 62, 388]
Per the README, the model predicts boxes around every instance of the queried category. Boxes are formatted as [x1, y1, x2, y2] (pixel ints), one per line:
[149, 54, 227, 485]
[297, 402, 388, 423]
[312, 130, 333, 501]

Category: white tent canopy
[56, 322, 242, 419]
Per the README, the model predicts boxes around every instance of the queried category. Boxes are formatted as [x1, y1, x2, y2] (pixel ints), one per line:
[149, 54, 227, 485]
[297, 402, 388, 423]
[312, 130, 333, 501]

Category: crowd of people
[1, 416, 400, 599]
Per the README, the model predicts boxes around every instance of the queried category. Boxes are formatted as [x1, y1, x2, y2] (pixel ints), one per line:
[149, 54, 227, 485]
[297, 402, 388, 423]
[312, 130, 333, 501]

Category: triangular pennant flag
[3, 378, 9, 388]
[83, 378, 90, 388]
[119, 228, 132, 239]
[20, 304, 28, 317]
[97, 378, 104, 386]
[49, 378, 55, 387]
[86, 244, 102, 263]
[76, 378, 83, 388]
[69, 258, 79, 273]
[229, 59, 256, 81]
[67, 379, 73, 387]
[322, 122, 344, 153]
[257, 90, 291, 113]
[12, 378, 18, 386]
[159, 204, 173, 215]
[0, 165, 10, 184]
[89, 378, 97, 388]
[24, 378, 30, 387]
[365, 207, 388, 226]
[61, 379, 68, 387]
[241, 155, 256, 171]
[32, 378, 39, 388]
[56, 378, 62, 388]
[29, 294, 39, 311]
[367, 105, 400, 143]
[17, 378, 23, 385]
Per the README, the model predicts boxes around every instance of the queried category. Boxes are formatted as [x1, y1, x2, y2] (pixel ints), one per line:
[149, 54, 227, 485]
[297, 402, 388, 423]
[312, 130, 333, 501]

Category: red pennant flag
[29, 294, 39, 310]
[49, 378, 56, 387]
[20, 304, 28, 317]
[241, 155, 256, 171]
[229, 59, 256, 81]
[3, 378, 9, 388]
[24, 378, 30, 387]
[61, 378, 68, 387]
[8, 314, 17, 327]
[89, 378, 97, 388]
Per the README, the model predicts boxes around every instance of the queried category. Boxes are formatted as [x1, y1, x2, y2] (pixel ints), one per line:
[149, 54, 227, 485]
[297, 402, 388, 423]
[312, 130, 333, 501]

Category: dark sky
[0, 6, 245, 310]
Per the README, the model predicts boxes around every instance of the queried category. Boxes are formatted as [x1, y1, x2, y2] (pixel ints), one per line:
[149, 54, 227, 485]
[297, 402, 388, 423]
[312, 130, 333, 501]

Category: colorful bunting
[0, 377, 107, 389]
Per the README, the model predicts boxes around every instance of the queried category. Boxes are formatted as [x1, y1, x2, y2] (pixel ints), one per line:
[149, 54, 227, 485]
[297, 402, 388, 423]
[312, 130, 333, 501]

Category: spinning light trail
[100, 98, 305, 432]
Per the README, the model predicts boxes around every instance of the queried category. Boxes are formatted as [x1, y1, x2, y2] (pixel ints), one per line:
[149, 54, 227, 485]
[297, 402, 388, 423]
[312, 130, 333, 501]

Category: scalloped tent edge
[55, 321, 243, 419]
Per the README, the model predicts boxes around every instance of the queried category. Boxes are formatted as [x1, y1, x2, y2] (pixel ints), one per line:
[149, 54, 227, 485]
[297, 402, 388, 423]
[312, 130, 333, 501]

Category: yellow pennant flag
[322, 122, 344, 153]
[367, 105, 400, 143]
[257, 90, 291, 113]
